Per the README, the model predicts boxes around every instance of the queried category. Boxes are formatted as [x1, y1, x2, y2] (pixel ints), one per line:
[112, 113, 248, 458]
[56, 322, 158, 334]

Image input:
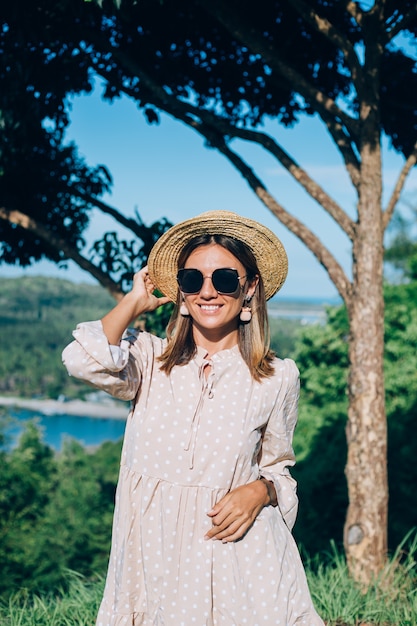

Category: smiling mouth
[199, 305, 222, 311]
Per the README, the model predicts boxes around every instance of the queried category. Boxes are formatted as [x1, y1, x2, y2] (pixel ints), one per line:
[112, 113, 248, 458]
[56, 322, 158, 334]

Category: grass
[1, 538, 416, 625]
[0, 572, 104, 626]
[308, 535, 417, 625]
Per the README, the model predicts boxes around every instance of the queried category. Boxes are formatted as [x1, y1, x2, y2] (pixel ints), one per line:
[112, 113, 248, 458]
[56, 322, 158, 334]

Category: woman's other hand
[204, 480, 272, 543]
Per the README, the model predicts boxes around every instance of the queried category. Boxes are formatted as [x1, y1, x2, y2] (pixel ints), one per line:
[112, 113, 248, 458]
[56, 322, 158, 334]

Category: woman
[62, 210, 324, 626]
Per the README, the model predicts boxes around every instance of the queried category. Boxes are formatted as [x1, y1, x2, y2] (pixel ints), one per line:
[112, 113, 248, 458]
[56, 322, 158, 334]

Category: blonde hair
[158, 235, 275, 380]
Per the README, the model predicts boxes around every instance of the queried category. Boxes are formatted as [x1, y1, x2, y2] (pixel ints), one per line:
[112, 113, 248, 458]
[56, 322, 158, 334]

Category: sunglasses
[177, 268, 247, 294]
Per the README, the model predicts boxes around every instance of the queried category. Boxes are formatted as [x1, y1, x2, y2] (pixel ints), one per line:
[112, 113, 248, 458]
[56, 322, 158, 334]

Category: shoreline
[0, 396, 128, 419]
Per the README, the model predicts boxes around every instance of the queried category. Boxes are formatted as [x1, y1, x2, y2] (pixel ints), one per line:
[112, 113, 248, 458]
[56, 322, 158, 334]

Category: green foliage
[1, 4, 174, 291]
[269, 316, 302, 358]
[292, 282, 417, 555]
[60, 1, 417, 157]
[384, 283, 417, 413]
[143, 299, 174, 337]
[291, 306, 350, 553]
[88, 215, 173, 292]
[0, 275, 176, 398]
[292, 305, 349, 462]
[0, 276, 116, 398]
[0, 420, 56, 594]
[308, 533, 417, 625]
[29, 438, 117, 589]
[1, 275, 416, 603]
[0, 538, 416, 625]
[0, 419, 122, 599]
[384, 205, 417, 281]
[383, 283, 417, 549]
[0, 571, 104, 626]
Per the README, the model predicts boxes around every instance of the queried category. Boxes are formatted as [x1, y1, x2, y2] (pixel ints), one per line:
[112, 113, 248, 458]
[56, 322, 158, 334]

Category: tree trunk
[344, 146, 388, 584]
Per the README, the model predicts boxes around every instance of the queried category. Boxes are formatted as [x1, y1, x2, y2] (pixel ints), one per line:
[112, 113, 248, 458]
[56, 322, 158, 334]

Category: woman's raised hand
[101, 265, 171, 345]
[129, 266, 171, 316]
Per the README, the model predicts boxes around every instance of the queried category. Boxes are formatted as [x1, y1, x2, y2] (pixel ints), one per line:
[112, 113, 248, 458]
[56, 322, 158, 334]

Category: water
[267, 297, 341, 324]
[3, 408, 126, 451]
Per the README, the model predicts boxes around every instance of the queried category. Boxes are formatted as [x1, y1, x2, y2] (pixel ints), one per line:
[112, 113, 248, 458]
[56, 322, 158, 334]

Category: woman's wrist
[121, 290, 149, 320]
[259, 477, 278, 507]
[101, 292, 144, 345]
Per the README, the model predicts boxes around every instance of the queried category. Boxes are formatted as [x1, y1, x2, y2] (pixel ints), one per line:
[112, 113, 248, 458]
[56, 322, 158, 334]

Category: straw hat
[147, 210, 288, 302]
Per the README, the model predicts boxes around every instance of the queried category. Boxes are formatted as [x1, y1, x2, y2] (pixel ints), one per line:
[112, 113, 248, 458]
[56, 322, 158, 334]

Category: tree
[0, 417, 122, 597]
[385, 199, 417, 280]
[0, 2, 171, 298]
[0, 420, 56, 595]
[81, 0, 417, 584]
[292, 282, 417, 556]
[1, 0, 417, 584]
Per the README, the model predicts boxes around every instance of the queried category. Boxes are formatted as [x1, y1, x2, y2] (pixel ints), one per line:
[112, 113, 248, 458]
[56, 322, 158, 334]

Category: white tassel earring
[180, 301, 190, 317]
[240, 296, 252, 323]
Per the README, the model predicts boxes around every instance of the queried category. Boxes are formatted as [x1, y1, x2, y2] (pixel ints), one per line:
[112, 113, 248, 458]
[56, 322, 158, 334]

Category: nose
[199, 275, 218, 298]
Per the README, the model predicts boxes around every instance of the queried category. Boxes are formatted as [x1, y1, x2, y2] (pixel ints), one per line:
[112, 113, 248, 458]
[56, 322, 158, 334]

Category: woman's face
[181, 243, 257, 343]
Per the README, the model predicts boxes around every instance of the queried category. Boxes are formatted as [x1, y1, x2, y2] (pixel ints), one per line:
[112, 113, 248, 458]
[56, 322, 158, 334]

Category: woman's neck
[192, 328, 239, 358]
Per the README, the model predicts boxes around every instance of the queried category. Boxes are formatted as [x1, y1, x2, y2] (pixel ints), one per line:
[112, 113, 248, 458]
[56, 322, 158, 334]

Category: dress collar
[195, 343, 240, 364]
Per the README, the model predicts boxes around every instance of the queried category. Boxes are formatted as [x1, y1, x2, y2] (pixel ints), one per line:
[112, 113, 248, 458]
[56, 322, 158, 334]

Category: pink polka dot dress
[62, 321, 324, 626]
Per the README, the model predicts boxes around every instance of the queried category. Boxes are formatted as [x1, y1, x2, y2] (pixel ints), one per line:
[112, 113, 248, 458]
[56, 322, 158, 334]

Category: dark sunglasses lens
[212, 269, 239, 293]
[177, 269, 203, 293]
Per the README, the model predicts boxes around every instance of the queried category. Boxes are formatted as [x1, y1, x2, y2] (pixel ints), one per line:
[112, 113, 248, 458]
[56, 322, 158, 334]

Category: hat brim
[148, 211, 288, 302]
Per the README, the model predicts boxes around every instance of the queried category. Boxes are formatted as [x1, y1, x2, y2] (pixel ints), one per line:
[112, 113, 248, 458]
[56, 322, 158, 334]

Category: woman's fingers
[205, 510, 257, 542]
[205, 515, 251, 542]
[131, 267, 171, 310]
[205, 482, 268, 542]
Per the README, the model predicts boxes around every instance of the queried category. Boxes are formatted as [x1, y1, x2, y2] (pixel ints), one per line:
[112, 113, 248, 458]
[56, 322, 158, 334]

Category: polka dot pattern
[62, 321, 324, 625]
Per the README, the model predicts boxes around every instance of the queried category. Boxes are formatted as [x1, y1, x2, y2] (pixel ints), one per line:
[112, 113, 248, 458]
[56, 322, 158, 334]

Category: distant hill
[0, 275, 115, 325]
[0, 276, 336, 399]
[0, 276, 116, 399]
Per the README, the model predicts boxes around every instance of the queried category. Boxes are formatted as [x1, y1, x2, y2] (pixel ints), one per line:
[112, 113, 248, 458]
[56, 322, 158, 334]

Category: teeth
[201, 305, 220, 311]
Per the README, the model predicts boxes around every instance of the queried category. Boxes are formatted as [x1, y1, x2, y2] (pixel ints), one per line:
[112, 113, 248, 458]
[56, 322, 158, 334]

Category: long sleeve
[62, 320, 143, 401]
[258, 359, 300, 530]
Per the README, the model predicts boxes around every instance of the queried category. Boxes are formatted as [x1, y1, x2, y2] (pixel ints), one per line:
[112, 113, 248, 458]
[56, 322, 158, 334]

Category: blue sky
[3, 83, 416, 300]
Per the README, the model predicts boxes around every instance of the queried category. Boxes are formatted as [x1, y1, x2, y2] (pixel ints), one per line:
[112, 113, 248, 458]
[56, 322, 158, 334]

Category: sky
[3, 82, 416, 300]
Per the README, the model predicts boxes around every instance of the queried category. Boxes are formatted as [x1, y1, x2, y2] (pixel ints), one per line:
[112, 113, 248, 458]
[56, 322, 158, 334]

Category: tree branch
[193, 0, 362, 188]
[93, 45, 356, 239]
[383, 142, 417, 230]
[232, 118, 360, 201]
[205, 120, 357, 240]
[288, 0, 363, 85]
[76, 191, 144, 236]
[0, 207, 124, 301]
[321, 116, 361, 189]
[204, 133, 352, 302]
[346, 2, 364, 24]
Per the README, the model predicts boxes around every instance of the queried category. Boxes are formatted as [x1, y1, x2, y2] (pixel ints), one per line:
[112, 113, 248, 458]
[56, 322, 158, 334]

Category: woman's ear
[246, 275, 259, 299]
